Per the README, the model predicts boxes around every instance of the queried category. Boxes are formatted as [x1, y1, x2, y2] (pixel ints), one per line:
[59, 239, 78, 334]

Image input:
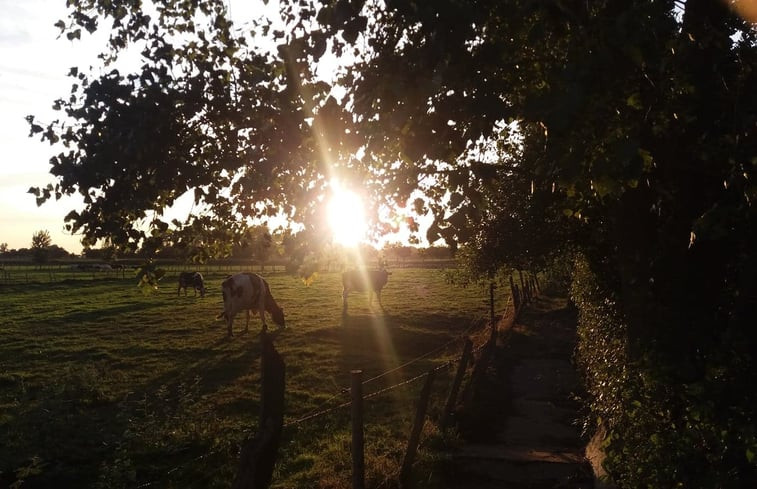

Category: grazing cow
[341, 268, 391, 312]
[216, 273, 285, 336]
[178, 271, 206, 297]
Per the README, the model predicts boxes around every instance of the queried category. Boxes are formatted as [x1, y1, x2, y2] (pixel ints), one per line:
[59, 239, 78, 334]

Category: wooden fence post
[519, 270, 532, 304]
[441, 339, 473, 430]
[509, 276, 519, 311]
[400, 370, 436, 488]
[489, 282, 496, 326]
[513, 284, 520, 312]
[232, 333, 285, 489]
[489, 285, 498, 343]
[351, 370, 365, 489]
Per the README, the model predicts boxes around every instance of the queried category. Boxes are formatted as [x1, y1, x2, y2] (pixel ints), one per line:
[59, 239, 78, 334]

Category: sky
[0, 0, 275, 255]
[0, 0, 96, 253]
[0, 1, 424, 255]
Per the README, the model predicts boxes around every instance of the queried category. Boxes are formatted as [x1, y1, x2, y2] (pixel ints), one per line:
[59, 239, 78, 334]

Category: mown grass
[0, 267, 504, 488]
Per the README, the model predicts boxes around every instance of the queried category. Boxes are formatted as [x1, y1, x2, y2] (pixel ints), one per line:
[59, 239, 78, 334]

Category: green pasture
[0, 267, 505, 488]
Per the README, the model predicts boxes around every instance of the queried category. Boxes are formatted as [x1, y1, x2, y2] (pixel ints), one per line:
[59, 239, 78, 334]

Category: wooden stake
[441, 339, 473, 430]
[400, 370, 436, 487]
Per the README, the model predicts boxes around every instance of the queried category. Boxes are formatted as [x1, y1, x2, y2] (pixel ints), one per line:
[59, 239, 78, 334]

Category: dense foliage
[30, 0, 757, 486]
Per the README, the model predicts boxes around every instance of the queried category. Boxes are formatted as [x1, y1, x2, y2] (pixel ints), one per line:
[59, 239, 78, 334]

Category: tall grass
[0, 268, 501, 488]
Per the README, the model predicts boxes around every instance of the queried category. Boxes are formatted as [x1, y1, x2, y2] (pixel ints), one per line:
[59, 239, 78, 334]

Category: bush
[571, 254, 757, 488]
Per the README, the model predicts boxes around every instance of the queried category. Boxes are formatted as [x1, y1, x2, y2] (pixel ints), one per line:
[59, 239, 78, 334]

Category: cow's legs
[226, 315, 233, 337]
[244, 309, 251, 333]
[259, 307, 268, 332]
[257, 275, 268, 332]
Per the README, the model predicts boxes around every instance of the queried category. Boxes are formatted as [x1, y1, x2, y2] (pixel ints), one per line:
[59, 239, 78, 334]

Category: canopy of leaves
[30, 0, 354, 255]
[31, 230, 52, 249]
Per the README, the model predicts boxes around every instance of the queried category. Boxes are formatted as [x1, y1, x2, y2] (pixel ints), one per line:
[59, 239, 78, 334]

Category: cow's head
[271, 305, 285, 328]
[194, 273, 207, 297]
[378, 268, 390, 287]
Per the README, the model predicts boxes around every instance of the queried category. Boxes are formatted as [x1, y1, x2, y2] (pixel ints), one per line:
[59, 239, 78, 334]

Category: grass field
[0, 267, 504, 488]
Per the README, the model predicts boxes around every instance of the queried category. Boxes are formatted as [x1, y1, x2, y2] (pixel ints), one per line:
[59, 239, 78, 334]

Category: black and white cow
[178, 271, 206, 297]
[341, 268, 391, 312]
[216, 273, 285, 336]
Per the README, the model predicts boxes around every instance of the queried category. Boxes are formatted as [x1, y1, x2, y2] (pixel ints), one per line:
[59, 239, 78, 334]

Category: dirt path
[440, 294, 593, 488]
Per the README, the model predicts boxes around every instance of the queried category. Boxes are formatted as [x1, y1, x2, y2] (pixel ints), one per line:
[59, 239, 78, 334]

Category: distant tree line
[1, 229, 453, 277]
[0, 231, 76, 265]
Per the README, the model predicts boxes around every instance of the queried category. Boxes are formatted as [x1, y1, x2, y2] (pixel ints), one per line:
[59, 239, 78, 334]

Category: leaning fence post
[232, 333, 285, 489]
[441, 338, 473, 430]
[351, 370, 365, 489]
[400, 370, 436, 488]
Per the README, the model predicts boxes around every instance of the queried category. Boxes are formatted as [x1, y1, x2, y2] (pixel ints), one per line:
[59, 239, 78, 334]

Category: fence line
[284, 355, 459, 429]
[105, 270, 538, 488]
[359, 322, 479, 387]
[132, 275, 533, 488]
[282, 320, 485, 429]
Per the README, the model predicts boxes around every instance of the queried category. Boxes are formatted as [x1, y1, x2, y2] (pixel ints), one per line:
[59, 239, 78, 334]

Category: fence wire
[130, 288, 516, 487]
[282, 318, 488, 429]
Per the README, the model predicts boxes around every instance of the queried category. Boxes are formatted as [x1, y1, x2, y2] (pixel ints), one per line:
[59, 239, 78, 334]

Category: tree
[83, 244, 118, 262]
[295, 3, 757, 486]
[31, 230, 52, 266]
[232, 225, 275, 264]
[27, 0, 344, 256]
[30, 1, 757, 487]
[0, 243, 8, 254]
[383, 242, 413, 264]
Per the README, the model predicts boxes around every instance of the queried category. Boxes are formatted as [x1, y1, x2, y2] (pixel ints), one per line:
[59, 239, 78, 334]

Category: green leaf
[626, 93, 642, 110]
[638, 148, 653, 171]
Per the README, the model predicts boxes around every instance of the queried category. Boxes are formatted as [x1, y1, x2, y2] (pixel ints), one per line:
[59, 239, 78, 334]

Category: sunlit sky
[0, 1, 286, 255]
[0, 1, 427, 255]
[0, 0, 93, 253]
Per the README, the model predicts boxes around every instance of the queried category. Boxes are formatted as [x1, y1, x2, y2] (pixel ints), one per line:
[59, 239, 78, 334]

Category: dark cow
[178, 271, 206, 297]
[216, 273, 285, 336]
[341, 268, 391, 312]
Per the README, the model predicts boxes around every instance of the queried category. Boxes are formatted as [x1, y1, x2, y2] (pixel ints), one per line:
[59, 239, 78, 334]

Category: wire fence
[137, 280, 528, 488]
[126, 314, 497, 489]
[112, 273, 531, 488]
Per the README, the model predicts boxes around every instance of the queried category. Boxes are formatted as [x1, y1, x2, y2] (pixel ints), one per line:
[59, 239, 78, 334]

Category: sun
[327, 187, 367, 247]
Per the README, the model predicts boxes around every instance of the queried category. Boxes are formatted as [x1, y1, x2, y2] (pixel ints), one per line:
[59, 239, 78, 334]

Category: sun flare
[327, 187, 367, 247]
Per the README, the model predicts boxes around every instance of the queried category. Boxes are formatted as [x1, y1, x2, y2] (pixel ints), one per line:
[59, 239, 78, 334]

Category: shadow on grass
[45, 301, 168, 325]
[309, 311, 486, 390]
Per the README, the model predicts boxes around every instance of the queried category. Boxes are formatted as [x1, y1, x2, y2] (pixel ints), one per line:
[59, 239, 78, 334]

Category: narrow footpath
[442, 294, 594, 488]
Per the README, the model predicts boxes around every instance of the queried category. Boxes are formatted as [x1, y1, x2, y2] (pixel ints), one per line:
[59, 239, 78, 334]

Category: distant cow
[178, 271, 206, 297]
[342, 268, 391, 312]
[216, 273, 285, 336]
